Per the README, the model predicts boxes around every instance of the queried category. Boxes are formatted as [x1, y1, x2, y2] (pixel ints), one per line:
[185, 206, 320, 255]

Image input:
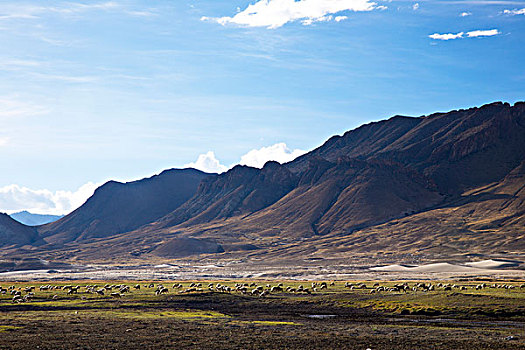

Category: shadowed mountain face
[1, 101, 523, 262]
[38, 168, 212, 245]
[0, 213, 43, 247]
[159, 161, 298, 228]
[289, 102, 525, 194]
[151, 102, 522, 241]
[171, 157, 443, 240]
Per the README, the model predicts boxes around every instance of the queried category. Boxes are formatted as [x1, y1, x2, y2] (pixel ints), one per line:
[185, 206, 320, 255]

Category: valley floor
[0, 279, 524, 349]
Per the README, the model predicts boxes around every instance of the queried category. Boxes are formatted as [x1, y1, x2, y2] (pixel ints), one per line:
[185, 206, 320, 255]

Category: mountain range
[9, 211, 63, 226]
[1, 101, 523, 264]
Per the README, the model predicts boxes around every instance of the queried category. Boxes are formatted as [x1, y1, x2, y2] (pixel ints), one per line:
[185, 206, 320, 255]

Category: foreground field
[1, 280, 524, 349]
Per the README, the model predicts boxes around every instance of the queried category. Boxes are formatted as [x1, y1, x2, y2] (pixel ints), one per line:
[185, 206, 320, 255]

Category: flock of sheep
[1, 281, 524, 303]
[352, 281, 525, 294]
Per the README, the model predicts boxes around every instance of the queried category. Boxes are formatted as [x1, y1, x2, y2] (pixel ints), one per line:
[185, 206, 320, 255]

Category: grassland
[0, 279, 524, 349]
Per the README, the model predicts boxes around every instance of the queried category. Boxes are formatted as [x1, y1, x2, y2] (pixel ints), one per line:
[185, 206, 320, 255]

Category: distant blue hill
[9, 211, 63, 226]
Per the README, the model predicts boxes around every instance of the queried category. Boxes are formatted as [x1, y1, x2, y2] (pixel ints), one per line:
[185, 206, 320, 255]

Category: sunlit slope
[2, 102, 523, 261]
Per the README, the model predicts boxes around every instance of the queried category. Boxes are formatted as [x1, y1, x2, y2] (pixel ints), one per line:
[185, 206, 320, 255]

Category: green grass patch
[86, 309, 230, 320]
[250, 320, 299, 326]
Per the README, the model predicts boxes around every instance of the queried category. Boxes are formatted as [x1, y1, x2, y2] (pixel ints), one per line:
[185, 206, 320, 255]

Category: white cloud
[466, 29, 500, 37]
[0, 137, 9, 147]
[503, 8, 525, 15]
[334, 15, 348, 21]
[412, 3, 420, 10]
[429, 32, 464, 40]
[0, 182, 101, 215]
[184, 151, 228, 174]
[239, 143, 307, 168]
[459, 11, 472, 17]
[185, 143, 307, 173]
[204, 0, 380, 29]
[1, 143, 307, 214]
[302, 15, 333, 25]
[429, 29, 499, 40]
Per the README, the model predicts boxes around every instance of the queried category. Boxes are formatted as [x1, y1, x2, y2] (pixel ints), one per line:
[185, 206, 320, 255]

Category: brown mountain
[289, 102, 525, 194]
[159, 161, 298, 228]
[1, 101, 523, 263]
[285, 159, 525, 260]
[147, 102, 522, 239]
[161, 157, 441, 240]
[38, 168, 212, 245]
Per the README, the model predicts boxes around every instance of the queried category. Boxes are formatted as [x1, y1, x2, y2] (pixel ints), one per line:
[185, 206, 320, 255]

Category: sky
[0, 0, 524, 215]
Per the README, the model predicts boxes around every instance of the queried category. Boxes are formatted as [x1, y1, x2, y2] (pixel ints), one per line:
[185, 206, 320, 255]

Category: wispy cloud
[62, 1, 119, 12]
[202, 0, 382, 29]
[0, 182, 101, 215]
[38, 36, 71, 46]
[0, 13, 37, 20]
[0, 1, 153, 21]
[0, 59, 42, 71]
[0, 2, 112, 19]
[0, 137, 9, 147]
[0, 96, 50, 119]
[459, 11, 472, 16]
[125, 9, 158, 17]
[412, 3, 420, 10]
[30, 72, 99, 83]
[429, 29, 500, 40]
[503, 7, 525, 15]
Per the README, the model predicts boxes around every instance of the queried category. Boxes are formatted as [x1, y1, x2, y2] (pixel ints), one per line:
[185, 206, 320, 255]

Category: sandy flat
[371, 263, 479, 273]
[1, 260, 524, 282]
[465, 259, 522, 269]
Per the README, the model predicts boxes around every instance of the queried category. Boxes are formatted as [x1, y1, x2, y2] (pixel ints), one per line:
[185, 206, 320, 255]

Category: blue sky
[0, 0, 524, 214]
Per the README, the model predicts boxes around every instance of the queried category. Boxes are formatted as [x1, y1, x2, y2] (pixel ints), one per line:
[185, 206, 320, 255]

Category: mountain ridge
[37, 168, 213, 245]
[0, 101, 523, 263]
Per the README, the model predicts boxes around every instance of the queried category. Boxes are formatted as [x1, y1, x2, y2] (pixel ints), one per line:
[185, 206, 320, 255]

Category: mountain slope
[152, 102, 525, 240]
[38, 168, 212, 245]
[0, 213, 43, 247]
[289, 102, 525, 193]
[2, 101, 523, 262]
[132, 101, 523, 256]
[159, 161, 298, 228]
[156, 158, 442, 239]
[299, 159, 525, 258]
